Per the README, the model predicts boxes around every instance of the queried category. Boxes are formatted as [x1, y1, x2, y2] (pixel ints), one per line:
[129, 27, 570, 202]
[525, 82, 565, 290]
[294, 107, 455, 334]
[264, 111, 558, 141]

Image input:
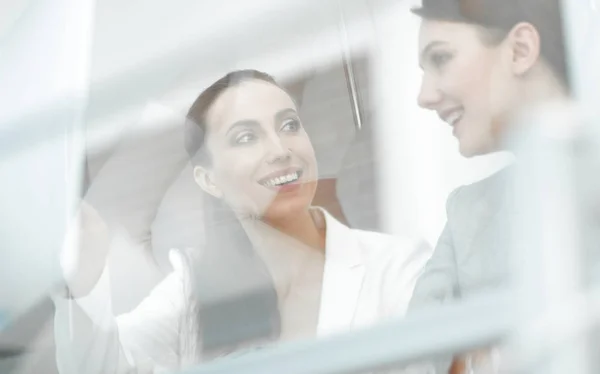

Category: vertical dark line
[338, 6, 364, 132]
[80, 149, 91, 198]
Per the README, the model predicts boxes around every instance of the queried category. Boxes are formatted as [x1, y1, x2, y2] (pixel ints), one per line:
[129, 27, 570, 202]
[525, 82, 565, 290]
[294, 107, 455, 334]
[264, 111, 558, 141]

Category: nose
[417, 73, 443, 110]
[263, 134, 291, 164]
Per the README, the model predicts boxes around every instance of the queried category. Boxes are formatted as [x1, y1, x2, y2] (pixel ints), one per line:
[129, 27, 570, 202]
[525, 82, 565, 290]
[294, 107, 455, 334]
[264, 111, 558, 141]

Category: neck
[262, 208, 326, 251]
[238, 207, 326, 257]
[498, 74, 569, 147]
[239, 208, 326, 296]
[240, 208, 325, 264]
[520, 70, 569, 111]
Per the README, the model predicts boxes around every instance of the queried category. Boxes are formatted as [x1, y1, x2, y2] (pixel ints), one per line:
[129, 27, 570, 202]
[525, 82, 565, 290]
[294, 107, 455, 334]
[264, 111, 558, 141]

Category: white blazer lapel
[316, 210, 365, 337]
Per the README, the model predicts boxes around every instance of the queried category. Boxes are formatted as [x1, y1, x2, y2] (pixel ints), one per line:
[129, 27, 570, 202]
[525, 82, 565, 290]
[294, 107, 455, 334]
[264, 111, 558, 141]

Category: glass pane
[2, 1, 599, 374]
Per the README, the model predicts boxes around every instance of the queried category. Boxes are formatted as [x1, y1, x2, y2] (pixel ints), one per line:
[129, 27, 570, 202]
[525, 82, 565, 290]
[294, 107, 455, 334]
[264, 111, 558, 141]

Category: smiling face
[194, 79, 318, 221]
[417, 20, 522, 157]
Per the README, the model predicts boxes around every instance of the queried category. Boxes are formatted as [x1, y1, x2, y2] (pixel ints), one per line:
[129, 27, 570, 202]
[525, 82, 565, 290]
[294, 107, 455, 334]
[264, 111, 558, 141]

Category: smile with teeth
[260, 170, 302, 187]
[445, 110, 464, 127]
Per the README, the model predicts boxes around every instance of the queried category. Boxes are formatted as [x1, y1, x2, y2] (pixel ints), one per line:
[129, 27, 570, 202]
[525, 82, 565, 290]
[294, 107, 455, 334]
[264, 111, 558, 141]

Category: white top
[53, 209, 432, 374]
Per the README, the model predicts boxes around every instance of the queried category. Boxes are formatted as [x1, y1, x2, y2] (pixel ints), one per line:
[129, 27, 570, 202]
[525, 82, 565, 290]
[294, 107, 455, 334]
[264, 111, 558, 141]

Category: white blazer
[54, 209, 431, 374]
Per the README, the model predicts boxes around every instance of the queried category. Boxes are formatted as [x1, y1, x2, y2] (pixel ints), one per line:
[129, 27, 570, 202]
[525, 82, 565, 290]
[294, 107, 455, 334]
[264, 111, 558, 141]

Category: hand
[60, 201, 111, 298]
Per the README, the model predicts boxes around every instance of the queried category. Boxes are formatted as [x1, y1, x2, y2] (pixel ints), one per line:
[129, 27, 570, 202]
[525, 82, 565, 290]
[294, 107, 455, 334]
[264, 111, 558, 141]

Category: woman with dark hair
[408, 0, 572, 372]
[53, 69, 431, 373]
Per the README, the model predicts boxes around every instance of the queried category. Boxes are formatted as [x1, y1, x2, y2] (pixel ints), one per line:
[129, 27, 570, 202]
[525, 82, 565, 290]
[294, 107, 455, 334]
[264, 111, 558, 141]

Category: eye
[430, 51, 453, 69]
[232, 130, 257, 145]
[280, 118, 301, 133]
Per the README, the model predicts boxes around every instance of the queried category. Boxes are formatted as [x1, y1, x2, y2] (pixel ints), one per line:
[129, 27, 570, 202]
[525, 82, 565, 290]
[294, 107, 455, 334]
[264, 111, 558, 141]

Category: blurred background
[0, 0, 597, 373]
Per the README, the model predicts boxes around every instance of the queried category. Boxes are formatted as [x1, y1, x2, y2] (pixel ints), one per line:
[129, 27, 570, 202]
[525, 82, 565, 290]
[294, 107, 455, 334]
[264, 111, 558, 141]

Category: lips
[439, 107, 464, 128]
[258, 168, 303, 188]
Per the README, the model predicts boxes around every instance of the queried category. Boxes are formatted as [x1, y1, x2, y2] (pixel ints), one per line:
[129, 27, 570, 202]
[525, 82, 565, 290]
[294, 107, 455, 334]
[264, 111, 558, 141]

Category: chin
[458, 143, 479, 158]
[458, 135, 495, 158]
[263, 194, 313, 222]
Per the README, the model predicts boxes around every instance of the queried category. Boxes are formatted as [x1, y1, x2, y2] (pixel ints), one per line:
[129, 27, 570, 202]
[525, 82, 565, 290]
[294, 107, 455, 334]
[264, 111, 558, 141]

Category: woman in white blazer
[54, 69, 431, 373]
[408, 0, 572, 372]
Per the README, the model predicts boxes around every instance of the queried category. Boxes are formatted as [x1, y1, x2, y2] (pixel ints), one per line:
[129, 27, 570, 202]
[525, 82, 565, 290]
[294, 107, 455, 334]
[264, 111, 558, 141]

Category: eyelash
[234, 131, 256, 145]
[231, 118, 301, 146]
[280, 118, 301, 132]
[430, 51, 453, 69]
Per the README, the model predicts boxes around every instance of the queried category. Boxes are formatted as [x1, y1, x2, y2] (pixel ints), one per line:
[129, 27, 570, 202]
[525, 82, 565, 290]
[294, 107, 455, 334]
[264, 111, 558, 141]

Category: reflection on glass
[49, 66, 432, 373]
[1, 1, 599, 374]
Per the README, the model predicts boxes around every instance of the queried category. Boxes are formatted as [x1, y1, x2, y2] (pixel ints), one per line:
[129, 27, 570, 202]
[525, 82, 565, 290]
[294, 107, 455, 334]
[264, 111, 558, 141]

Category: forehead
[418, 19, 482, 50]
[205, 80, 296, 133]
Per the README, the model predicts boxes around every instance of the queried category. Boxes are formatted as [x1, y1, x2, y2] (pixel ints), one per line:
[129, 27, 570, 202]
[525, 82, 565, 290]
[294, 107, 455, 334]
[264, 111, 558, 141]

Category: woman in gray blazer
[408, 0, 572, 372]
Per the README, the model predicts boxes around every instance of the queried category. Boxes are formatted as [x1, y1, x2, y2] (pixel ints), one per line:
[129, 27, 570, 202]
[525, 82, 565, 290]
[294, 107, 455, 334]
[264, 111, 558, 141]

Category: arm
[383, 239, 436, 374]
[408, 188, 462, 310]
[53, 266, 185, 374]
[54, 202, 188, 373]
[384, 238, 433, 317]
[53, 269, 132, 374]
[406, 189, 462, 374]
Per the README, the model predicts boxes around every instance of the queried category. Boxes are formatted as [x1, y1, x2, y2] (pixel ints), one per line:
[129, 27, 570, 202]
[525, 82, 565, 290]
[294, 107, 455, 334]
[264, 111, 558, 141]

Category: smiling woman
[53, 69, 432, 373]
[408, 0, 572, 373]
[414, 0, 569, 157]
[184, 70, 320, 352]
[186, 72, 319, 223]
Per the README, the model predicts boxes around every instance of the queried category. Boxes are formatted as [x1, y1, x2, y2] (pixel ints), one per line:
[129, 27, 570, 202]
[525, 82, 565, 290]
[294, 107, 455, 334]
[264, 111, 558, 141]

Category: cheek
[212, 151, 264, 201]
[458, 57, 495, 104]
[452, 57, 503, 155]
[215, 154, 252, 183]
[488, 67, 521, 130]
[452, 53, 498, 111]
[288, 135, 318, 175]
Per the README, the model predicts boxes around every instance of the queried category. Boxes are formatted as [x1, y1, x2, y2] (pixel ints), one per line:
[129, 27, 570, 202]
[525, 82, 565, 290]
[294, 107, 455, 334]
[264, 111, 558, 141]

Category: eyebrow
[225, 108, 298, 136]
[225, 120, 260, 136]
[274, 108, 297, 124]
[419, 41, 448, 68]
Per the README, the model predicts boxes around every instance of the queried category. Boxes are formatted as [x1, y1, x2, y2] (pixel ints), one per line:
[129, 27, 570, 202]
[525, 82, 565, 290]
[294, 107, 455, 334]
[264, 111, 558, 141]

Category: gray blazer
[407, 170, 511, 373]
[410, 170, 511, 309]
[409, 167, 600, 373]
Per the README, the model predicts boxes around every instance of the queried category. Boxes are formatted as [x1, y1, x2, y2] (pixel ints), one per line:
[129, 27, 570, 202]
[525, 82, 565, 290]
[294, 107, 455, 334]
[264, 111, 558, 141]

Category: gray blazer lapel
[451, 170, 512, 293]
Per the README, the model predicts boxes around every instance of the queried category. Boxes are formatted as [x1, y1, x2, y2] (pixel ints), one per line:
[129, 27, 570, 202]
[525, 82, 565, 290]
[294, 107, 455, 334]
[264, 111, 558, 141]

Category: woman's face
[195, 79, 318, 221]
[417, 20, 521, 157]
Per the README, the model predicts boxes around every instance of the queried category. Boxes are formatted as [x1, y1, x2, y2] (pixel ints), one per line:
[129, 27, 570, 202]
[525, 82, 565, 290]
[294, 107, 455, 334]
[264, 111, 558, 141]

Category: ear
[506, 22, 541, 77]
[193, 165, 223, 199]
